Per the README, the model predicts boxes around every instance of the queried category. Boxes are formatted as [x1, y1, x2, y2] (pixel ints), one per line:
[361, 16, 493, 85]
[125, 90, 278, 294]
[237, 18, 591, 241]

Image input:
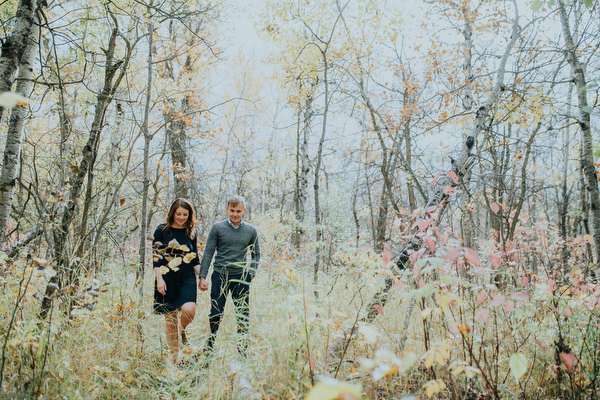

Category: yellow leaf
[159, 266, 169, 275]
[421, 307, 433, 320]
[168, 257, 182, 269]
[424, 351, 435, 368]
[383, 365, 399, 378]
[183, 252, 196, 263]
[424, 379, 446, 398]
[305, 378, 362, 400]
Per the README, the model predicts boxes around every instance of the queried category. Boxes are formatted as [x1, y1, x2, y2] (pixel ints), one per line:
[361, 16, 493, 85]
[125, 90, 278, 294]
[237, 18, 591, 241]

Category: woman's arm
[154, 267, 166, 295]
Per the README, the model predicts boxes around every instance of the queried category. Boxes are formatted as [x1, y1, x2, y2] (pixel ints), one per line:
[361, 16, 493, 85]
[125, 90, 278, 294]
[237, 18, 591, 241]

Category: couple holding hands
[151, 196, 260, 364]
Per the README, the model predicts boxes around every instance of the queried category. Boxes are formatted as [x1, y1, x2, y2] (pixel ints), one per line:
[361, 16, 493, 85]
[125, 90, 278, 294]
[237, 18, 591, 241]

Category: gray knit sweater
[199, 219, 260, 278]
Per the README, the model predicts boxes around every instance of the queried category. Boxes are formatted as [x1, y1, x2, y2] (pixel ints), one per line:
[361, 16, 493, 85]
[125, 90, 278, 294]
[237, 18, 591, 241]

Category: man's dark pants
[206, 270, 251, 354]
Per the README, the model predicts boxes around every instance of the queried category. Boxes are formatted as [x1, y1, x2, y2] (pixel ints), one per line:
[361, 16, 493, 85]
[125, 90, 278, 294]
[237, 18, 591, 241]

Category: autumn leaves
[153, 240, 197, 275]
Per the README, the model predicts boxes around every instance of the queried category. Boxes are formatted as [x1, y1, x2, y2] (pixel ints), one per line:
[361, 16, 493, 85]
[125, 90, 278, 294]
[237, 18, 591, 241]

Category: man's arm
[249, 230, 260, 277]
[198, 224, 218, 291]
[199, 225, 218, 278]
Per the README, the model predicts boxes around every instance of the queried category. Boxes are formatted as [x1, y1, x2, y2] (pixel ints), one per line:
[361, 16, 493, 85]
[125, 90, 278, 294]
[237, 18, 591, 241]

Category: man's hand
[198, 277, 209, 291]
[156, 278, 167, 295]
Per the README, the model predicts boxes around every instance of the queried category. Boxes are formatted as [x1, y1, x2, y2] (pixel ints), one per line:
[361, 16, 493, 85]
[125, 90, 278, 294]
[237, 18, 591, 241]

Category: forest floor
[1, 245, 599, 399]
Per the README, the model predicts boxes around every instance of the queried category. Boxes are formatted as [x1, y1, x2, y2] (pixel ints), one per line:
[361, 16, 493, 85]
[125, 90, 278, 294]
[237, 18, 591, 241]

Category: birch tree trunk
[137, 3, 154, 298]
[0, 0, 38, 123]
[0, 10, 39, 245]
[459, 3, 474, 248]
[557, 0, 600, 267]
[293, 88, 313, 249]
[168, 96, 190, 199]
[313, 55, 328, 288]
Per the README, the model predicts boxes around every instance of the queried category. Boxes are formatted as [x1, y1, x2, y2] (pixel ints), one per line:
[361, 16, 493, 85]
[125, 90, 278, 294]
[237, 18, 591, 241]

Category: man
[198, 195, 260, 356]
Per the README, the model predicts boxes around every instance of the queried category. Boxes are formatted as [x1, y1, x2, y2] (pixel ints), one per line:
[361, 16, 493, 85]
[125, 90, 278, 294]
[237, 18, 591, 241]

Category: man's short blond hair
[227, 195, 246, 209]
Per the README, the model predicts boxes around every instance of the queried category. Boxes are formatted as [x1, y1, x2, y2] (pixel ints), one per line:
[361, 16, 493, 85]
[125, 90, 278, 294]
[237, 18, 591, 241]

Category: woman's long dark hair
[163, 198, 196, 238]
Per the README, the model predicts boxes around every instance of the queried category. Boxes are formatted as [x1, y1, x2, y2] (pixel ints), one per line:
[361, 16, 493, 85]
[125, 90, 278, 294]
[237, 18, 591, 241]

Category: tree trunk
[558, 0, 600, 268]
[0, 10, 39, 245]
[137, 4, 154, 300]
[294, 90, 312, 249]
[460, 4, 474, 247]
[109, 102, 123, 173]
[403, 118, 417, 213]
[313, 58, 328, 288]
[0, 0, 38, 123]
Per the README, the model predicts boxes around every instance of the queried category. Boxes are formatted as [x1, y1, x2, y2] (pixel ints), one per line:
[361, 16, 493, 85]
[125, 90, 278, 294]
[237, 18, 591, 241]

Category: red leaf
[425, 237, 436, 253]
[383, 248, 392, 264]
[490, 295, 506, 307]
[464, 247, 479, 267]
[477, 290, 487, 306]
[440, 232, 449, 245]
[119, 198, 126, 206]
[445, 247, 462, 262]
[490, 202, 500, 214]
[373, 304, 384, 315]
[391, 281, 405, 292]
[503, 300, 515, 313]
[521, 276, 529, 287]
[412, 263, 420, 276]
[418, 220, 428, 232]
[418, 278, 425, 288]
[448, 170, 459, 184]
[426, 205, 437, 214]
[309, 357, 315, 371]
[410, 251, 420, 264]
[559, 353, 575, 372]
[534, 337, 546, 353]
[490, 254, 502, 268]
[564, 307, 573, 317]
[510, 292, 530, 301]
[476, 308, 490, 323]
[431, 172, 441, 186]
[443, 185, 455, 195]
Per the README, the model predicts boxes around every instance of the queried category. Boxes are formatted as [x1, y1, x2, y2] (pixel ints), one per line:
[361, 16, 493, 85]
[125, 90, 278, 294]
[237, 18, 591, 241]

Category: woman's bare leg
[165, 310, 179, 363]
[179, 302, 196, 345]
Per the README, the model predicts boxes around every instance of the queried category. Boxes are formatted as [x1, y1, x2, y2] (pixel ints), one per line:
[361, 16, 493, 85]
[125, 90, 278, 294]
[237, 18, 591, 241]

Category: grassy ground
[1, 242, 599, 399]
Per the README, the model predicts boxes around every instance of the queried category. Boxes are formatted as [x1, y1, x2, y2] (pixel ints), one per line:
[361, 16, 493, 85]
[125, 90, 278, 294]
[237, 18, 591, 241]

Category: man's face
[227, 202, 246, 225]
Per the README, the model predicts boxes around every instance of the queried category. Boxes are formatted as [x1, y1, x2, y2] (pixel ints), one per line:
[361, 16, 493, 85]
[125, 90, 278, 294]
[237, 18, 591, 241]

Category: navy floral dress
[152, 224, 199, 314]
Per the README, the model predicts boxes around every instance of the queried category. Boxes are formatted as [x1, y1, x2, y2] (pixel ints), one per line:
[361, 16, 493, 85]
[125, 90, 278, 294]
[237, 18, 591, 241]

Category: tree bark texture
[558, 0, 600, 267]
[137, 6, 155, 298]
[0, 0, 38, 123]
[293, 89, 312, 248]
[0, 11, 39, 245]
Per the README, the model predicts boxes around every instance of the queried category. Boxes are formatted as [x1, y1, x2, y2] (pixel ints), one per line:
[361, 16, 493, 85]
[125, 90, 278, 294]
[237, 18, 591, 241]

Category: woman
[152, 198, 200, 364]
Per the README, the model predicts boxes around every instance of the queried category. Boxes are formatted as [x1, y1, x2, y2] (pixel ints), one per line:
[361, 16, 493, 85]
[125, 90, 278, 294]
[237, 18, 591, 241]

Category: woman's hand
[198, 277, 209, 291]
[156, 277, 167, 295]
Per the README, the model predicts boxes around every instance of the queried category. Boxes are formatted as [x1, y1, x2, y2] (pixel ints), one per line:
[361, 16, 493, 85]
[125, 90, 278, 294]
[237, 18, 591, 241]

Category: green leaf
[531, 0, 543, 11]
[510, 353, 528, 381]
[583, 0, 593, 6]
[548, 0, 555, 6]
[595, 149, 600, 158]
[582, 106, 593, 114]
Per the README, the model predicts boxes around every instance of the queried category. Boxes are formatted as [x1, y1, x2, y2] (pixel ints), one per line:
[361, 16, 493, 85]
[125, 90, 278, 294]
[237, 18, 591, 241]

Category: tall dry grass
[0, 222, 599, 399]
